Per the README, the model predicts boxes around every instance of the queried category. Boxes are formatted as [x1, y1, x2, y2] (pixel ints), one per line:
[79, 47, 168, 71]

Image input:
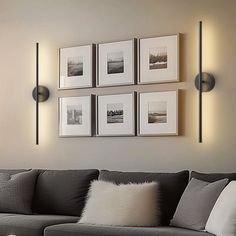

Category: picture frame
[59, 95, 94, 137]
[96, 92, 136, 136]
[138, 90, 178, 136]
[97, 39, 137, 87]
[138, 34, 179, 84]
[59, 44, 95, 89]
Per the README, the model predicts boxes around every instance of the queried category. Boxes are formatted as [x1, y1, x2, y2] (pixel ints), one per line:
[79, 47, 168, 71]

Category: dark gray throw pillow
[0, 170, 38, 214]
[170, 178, 228, 230]
[33, 169, 99, 216]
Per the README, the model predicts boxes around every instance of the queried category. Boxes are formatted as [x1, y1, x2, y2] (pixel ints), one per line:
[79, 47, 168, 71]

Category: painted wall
[0, 0, 235, 172]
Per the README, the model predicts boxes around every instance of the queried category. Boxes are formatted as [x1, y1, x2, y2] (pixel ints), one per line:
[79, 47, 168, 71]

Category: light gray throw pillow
[0, 170, 38, 214]
[170, 178, 228, 230]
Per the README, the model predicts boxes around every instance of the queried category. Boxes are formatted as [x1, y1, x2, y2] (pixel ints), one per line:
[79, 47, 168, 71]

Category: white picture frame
[97, 93, 136, 136]
[59, 44, 95, 89]
[139, 35, 179, 84]
[138, 90, 178, 136]
[97, 39, 136, 87]
[59, 95, 93, 137]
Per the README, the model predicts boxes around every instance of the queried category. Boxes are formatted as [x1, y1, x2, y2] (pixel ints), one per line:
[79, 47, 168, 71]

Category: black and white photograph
[148, 101, 167, 123]
[67, 105, 82, 125]
[139, 35, 179, 84]
[149, 47, 167, 70]
[67, 56, 83, 77]
[139, 91, 178, 136]
[97, 93, 135, 136]
[97, 39, 136, 87]
[107, 103, 124, 123]
[107, 51, 124, 74]
[59, 96, 92, 137]
[59, 45, 94, 89]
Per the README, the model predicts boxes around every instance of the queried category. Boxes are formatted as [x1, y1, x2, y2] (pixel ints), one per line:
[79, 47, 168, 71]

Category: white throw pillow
[79, 180, 160, 226]
[205, 181, 236, 236]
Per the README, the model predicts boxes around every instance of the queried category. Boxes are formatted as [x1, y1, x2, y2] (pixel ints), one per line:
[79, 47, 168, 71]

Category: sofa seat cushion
[99, 170, 189, 225]
[45, 224, 214, 236]
[0, 213, 79, 236]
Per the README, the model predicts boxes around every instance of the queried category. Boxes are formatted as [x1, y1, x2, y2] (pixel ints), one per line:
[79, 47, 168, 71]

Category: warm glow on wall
[202, 21, 218, 72]
[195, 21, 216, 143]
[202, 92, 216, 144]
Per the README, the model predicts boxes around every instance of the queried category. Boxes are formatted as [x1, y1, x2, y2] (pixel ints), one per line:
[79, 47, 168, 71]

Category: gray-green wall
[0, 0, 235, 172]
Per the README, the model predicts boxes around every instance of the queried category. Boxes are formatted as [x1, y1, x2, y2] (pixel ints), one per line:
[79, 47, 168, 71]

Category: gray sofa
[1, 168, 234, 236]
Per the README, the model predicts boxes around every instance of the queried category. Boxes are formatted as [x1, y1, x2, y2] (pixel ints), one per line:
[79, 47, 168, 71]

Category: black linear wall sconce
[32, 43, 50, 145]
[195, 21, 215, 143]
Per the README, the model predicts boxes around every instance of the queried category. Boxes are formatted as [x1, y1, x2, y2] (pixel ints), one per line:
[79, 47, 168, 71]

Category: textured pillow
[79, 180, 160, 226]
[33, 169, 99, 216]
[99, 170, 189, 225]
[206, 181, 236, 236]
[0, 170, 38, 214]
[170, 178, 228, 230]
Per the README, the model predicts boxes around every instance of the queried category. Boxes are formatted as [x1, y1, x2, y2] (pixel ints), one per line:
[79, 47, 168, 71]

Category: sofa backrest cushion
[0, 170, 38, 214]
[99, 170, 189, 225]
[191, 171, 236, 182]
[33, 169, 99, 216]
[0, 169, 31, 175]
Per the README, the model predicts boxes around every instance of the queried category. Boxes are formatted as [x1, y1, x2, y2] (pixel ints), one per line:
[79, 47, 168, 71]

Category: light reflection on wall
[33, 42, 57, 148]
[199, 20, 218, 145]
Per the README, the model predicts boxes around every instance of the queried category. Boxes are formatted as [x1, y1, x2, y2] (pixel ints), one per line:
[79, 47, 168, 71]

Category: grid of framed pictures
[58, 91, 178, 137]
[58, 34, 180, 137]
[59, 35, 179, 89]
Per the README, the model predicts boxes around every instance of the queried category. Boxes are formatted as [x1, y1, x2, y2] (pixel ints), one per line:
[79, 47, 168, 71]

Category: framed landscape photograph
[97, 93, 136, 136]
[59, 44, 95, 89]
[59, 95, 94, 137]
[138, 90, 178, 136]
[139, 35, 179, 84]
[97, 39, 136, 87]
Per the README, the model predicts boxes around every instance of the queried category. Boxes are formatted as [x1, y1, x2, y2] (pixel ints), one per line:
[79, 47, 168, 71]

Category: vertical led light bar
[36, 42, 39, 145]
[32, 43, 50, 145]
[199, 21, 203, 143]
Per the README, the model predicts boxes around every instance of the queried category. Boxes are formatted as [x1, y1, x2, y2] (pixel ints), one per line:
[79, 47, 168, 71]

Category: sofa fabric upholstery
[0, 213, 79, 236]
[33, 169, 99, 216]
[0, 169, 31, 175]
[45, 224, 214, 236]
[0, 170, 38, 214]
[191, 171, 236, 182]
[99, 170, 189, 225]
